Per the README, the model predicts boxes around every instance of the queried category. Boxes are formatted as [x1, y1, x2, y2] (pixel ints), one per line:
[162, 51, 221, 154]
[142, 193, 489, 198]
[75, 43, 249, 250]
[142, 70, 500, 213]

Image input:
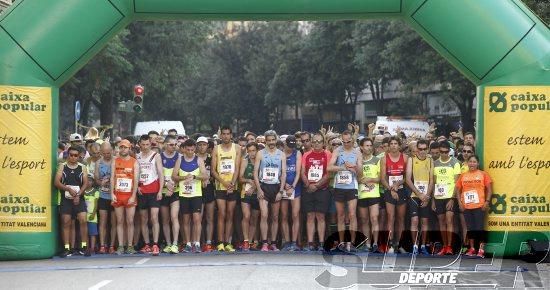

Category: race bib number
[220, 159, 234, 174]
[414, 181, 429, 195]
[464, 190, 480, 204]
[434, 184, 448, 198]
[262, 167, 279, 182]
[64, 185, 80, 199]
[116, 178, 132, 193]
[307, 167, 322, 182]
[336, 171, 353, 185]
[182, 182, 195, 195]
[282, 189, 295, 200]
[360, 183, 376, 193]
[389, 175, 404, 189]
[139, 173, 149, 183]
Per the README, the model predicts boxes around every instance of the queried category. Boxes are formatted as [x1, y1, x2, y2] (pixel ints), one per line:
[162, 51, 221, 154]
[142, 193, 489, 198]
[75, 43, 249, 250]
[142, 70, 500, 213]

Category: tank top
[114, 157, 136, 195]
[433, 157, 461, 199]
[86, 159, 97, 177]
[60, 163, 84, 202]
[386, 153, 405, 189]
[97, 158, 112, 200]
[137, 151, 160, 194]
[359, 155, 380, 199]
[202, 154, 214, 189]
[259, 148, 283, 185]
[161, 151, 179, 195]
[285, 150, 301, 195]
[411, 156, 432, 197]
[215, 143, 237, 190]
[241, 157, 256, 198]
[179, 155, 202, 198]
[333, 148, 359, 190]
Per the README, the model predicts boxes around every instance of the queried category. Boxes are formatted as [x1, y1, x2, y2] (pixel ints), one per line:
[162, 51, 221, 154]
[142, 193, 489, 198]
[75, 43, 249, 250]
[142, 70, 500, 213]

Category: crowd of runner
[54, 124, 492, 259]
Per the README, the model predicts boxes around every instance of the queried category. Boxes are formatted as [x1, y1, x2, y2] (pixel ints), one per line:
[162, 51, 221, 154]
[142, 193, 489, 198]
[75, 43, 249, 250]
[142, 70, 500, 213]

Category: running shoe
[347, 243, 357, 252]
[317, 245, 325, 252]
[372, 244, 379, 253]
[476, 248, 485, 258]
[108, 246, 116, 254]
[83, 247, 92, 257]
[288, 242, 299, 251]
[242, 241, 250, 252]
[163, 245, 172, 253]
[464, 248, 476, 257]
[398, 247, 408, 254]
[169, 244, 178, 254]
[140, 244, 152, 254]
[269, 244, 280, 251]
[412, 245, 419, 255]
[420, 245, 430, 255]
[115, 247, 125, 255]
[337, 242, 346, 252]
[152, 244, 160, 256]
[387, 246, 395, 254]
[203, 244, 214, 253]
[302, 244, 313, 252]
[217, 243, 225, 252]
[250, 241, 259, 251]
[461, 245, 469, 255]
[261, 243, 269, 252]
[281, 242, 291, 251]
[182, 244, 192, 253]
[225, 244, 236, 252]
[59, 249, 71, 258]
[98, 245, 106, 254]
[445, 246, 454, 255]
[194, 244, 202, 253]
[436, 246, 448, 256]
[126, 246, 137, 255]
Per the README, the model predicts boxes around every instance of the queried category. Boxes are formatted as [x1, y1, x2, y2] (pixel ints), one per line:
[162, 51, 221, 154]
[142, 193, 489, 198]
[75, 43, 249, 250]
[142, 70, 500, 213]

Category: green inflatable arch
[0, 0, 548, 260]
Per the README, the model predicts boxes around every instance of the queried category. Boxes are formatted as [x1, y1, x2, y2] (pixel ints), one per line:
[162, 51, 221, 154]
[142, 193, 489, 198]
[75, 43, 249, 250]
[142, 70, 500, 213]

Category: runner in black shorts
[197, 136, 216, 252]
[239, 142, 261, 251]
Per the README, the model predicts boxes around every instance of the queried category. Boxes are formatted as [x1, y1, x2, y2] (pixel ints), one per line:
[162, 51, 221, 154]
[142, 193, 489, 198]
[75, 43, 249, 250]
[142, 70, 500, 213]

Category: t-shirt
[359, 156, 380, 199]
[84, 188, 100, 223]
[433, 157, 461, 199]
[411, 156, 432, 197]
[456, 170, 492, 209]
[302, 150, 332, 190]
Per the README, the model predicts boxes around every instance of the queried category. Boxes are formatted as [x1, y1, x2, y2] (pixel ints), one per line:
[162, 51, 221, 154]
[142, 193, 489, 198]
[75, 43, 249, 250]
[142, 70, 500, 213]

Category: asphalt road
[1, 252, 548, 289]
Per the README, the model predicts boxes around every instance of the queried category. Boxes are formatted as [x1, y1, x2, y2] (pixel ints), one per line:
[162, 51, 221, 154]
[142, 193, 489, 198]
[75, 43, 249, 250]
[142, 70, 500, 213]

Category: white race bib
[262, 167, 279, 183]
[464, 190, 480, 204]
[181, 182, 195, 195]
[360, 183, 376, 193]
[282, 189, 295, 200]
[434, 184, 448, 198]
[336, 171, 353, 185]
[220, 159, 234, 174]
[100, 178, 110, 193]
[414, 181, 429, 195]
[64, 185, 80, 199]
[307, 167, 322, 182]
[389, 175, 404, 189]
[116, 178, 132, 193]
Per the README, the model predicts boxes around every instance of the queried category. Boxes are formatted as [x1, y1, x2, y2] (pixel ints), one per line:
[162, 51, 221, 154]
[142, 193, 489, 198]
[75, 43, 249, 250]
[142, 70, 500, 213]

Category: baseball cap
[197, 136, 208, 144]
[69, 133, 82, 142]
[285, 136, 297, 148]
[118, 139, 132, 148]
[280, 134, 288, 142]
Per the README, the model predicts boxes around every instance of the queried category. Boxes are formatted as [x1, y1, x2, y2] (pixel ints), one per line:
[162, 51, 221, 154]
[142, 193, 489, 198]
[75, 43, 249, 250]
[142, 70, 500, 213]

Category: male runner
[160, 135, 180, 254]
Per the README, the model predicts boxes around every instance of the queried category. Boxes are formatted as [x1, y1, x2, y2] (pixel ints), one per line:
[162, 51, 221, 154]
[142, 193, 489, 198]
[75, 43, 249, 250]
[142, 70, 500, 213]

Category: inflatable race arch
[0, 0, 548, 260]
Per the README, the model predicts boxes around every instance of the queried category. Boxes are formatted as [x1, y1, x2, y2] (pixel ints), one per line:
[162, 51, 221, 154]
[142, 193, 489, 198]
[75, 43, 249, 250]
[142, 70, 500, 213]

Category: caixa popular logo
[314, 231, 548, 288]
[489, 91, 549, 113]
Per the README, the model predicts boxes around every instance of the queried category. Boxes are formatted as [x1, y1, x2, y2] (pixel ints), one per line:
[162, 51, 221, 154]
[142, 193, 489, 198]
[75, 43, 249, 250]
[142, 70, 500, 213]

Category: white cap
[69, 133, 82, 142]
[197, 136, 208, 143]
[280, 134, 288, 142]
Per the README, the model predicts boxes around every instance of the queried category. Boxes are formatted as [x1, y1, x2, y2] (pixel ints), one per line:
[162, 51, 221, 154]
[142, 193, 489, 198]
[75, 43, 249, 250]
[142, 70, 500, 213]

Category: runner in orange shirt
[456, 155, 492, 258]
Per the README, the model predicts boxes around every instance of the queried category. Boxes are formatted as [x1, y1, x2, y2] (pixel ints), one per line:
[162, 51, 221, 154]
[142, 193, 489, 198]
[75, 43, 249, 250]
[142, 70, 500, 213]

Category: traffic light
[133, 84, 144, 113]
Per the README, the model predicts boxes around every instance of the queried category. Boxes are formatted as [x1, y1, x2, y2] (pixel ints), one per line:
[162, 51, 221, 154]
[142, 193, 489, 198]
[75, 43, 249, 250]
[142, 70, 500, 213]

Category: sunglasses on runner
[167, 143, 176, 146]
[440, 150, 450, 154]
[332, 143, 342, 146]
[342, 140, 352, 144]
[301, 139, 310, 143]
[417, 147, 428, 151]
[312, 140, 323, 144]
[69, 153, 79, 157]
[462, 150, 473, 153]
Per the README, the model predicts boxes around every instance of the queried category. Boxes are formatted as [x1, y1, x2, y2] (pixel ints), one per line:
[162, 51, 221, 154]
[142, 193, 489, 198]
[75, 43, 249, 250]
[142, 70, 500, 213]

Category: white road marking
[88, 280, 112, 290]
[135, 258, 150, 265]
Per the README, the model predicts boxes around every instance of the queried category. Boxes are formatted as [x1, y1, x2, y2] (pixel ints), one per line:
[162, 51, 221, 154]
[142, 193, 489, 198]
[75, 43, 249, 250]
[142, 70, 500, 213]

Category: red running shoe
[152, 244, 160, 256]
[140, 244, 152, 254]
